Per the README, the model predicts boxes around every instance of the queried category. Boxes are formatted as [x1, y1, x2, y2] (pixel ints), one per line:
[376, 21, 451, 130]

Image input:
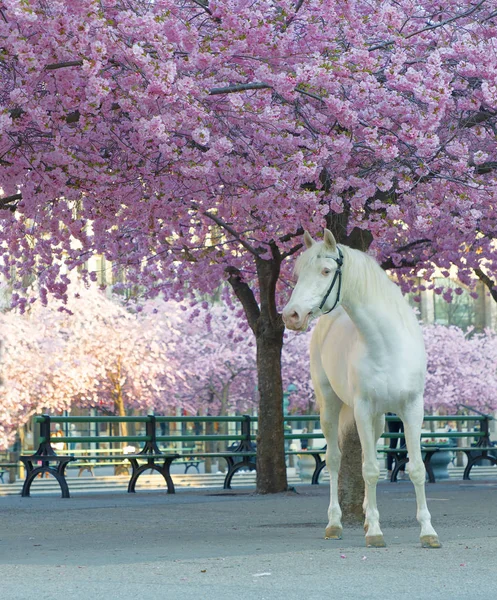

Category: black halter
[318, 247, 344, 314]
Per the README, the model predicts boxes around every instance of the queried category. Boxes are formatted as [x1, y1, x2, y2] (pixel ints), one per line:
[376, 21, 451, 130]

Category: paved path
[0, 480, 496, 600]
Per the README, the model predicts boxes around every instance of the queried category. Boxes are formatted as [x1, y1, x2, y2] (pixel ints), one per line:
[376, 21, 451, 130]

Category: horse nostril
[282, 308, 302, 327]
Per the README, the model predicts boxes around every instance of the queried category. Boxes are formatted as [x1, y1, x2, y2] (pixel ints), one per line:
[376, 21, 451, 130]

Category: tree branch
[45, 60, 84, 70]
[279, 228, 305, 260]
[474, 161, 497, 174]
[460, 110, 495, 128]
[190, 0, 213, 15]
[474, 267, 497, 303]
[295, 87, 326, 103]
[0, 192, 21, 211]
[209, 82, 272, 95]
[209, 81, 325, 102]
[192, 203, 262, 257]
[380, 256, 422, 270]
[404, 1, 487, 40]
[256, 249, 283, 327]
[369, 1, 487, 52]
[278, 227, 304, 245]
[285, 1, 306, 29]
[225, 265, 260, 332]
[380, 238, 433, 270]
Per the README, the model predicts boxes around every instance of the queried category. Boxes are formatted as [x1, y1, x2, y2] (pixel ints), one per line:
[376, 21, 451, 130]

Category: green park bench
[290, 412, 496, 485]
[20, 414, 257, 497]
[18, 411, 496, 497]
[378, 413, 496, 482]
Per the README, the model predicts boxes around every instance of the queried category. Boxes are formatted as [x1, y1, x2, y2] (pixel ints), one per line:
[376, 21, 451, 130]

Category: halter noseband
[318, 247, 344, 314]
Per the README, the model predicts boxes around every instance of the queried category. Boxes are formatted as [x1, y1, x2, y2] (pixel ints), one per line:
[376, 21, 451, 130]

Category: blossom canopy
[0, 1, 497, 306]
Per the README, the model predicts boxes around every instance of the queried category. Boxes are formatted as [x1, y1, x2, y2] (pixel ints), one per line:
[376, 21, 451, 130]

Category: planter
[297, 452, 316, 482]
[424, 445, 453, 480]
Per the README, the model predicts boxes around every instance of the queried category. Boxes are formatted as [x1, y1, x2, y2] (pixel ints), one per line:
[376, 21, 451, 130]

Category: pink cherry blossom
[2, 2, 497, 492]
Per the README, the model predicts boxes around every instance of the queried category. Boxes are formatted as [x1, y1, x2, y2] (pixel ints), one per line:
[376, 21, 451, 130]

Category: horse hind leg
[400, 403, 441, 548]
[354, 402, 385, 547]
[363, 414, 385, 535]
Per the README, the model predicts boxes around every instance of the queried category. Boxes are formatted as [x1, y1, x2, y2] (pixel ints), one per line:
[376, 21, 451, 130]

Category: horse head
[282, 229, 344, 331]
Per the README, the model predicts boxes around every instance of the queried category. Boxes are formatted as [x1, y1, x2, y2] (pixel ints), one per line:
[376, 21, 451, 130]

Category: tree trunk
[213, 387, 229, 473]
[255, 316, 287, 493]
[227, 252, 288, 494]
[114, 389, 128, 438]
[113, 376, 129, 476]
[254, 255, 288, 493]
[338, 422, 364, 523]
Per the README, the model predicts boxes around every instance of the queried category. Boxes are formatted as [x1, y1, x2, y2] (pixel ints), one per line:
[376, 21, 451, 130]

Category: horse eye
[322, 268, 331, 276]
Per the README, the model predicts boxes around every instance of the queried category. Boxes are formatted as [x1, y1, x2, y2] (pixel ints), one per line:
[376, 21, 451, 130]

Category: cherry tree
[423, 324, 497, 413]
[0, 300, 94, 449]
[65, 290, 189, 418]
[2, 1, 497, 496]
[0, 283, 190, 448]
[171, 302, 258, 415]
[281, 329, 315, 413]
[0, 286, 268, 448]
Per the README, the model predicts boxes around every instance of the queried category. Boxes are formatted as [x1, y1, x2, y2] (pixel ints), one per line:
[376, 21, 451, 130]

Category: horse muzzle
[282, 308, 312, 331]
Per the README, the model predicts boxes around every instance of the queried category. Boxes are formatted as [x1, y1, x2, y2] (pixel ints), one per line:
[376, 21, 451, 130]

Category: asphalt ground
[0, 480, 496, 600]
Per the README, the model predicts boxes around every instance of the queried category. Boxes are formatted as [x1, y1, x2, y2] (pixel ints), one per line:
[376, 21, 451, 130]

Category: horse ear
[323, 229, 337, 251]
[303, 231, 314, 249]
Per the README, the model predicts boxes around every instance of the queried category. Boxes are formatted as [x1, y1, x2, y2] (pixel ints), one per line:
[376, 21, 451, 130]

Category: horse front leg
[354, 402, 385, 547]
[400, 403, 441, 548]
[320, 397, 343, 539]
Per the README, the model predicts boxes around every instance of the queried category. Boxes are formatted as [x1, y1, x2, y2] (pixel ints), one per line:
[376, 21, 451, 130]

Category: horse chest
[315, 315, 424, 407]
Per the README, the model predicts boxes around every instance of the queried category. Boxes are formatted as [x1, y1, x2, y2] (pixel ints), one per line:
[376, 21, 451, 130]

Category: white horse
[282, 229, 440, 548]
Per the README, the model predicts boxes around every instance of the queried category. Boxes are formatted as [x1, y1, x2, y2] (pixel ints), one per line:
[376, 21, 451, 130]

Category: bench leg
[390, 455, 410, 482]
[184, 463, 200, 474]
[21, 466, 71, 498]
[128, 459, 175, 494]
[224, 459, 256, 489]
[158, 458, 176, 494]
[311, 455, 326, 485]
[463, 453, 497, 480]
[423, 453, 436, 484]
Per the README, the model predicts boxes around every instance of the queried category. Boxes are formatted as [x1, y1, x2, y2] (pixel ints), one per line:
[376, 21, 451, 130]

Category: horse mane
[296, 241, 419, 334]
[340, 244, 420, 333]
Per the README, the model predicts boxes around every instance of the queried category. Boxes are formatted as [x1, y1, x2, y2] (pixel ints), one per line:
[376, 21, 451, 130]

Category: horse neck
[339, 246, 422, 349]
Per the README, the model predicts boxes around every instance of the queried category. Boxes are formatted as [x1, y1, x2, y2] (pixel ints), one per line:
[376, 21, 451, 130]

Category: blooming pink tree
[0, 287, 271, 448]
[0, 283, 191, 448]
[423, 325, 497, 414]
[2, 1, 497, 494]
[171, 303, 258, 415]
[282, 329, 315, 413]
[0, 299, 94, 449]
[63, 289, 190, 418]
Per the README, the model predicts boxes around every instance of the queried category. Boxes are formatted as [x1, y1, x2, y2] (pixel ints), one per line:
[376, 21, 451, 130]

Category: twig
[404, 1, 487, 40]
[0, 192, 22, 211]
[190, 0, 213, 16]
[191, 202, 261, 257]
[45, 60, 84, 70]
[209, 82, 271, 95]
[369, 1, 487, 51]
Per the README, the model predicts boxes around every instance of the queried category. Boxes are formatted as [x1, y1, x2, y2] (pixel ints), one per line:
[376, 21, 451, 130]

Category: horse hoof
[421, 535, 442, 548]
[366, 535, 386, 548]
[325, 526, 343, 540]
